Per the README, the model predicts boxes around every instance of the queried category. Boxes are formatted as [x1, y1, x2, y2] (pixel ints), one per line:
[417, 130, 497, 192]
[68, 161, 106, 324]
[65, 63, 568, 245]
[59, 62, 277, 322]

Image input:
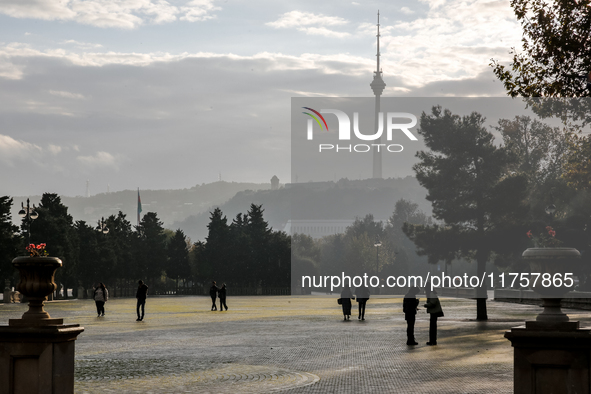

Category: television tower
[370, 11, 386, 179]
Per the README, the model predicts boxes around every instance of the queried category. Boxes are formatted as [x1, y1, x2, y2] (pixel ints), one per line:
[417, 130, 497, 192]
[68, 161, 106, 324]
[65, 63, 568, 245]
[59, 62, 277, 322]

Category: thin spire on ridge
[376, 10, 381, 74]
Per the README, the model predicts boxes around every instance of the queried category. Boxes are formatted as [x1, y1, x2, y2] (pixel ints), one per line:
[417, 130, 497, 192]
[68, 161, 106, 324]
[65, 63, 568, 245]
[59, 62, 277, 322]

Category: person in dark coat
[136, 280, 148, 321]
[218, 283, 228, 311]
[424, 288, 444, 346]
[339, 286, 354, 320]
[355, 285, 370, 320]
[93, 282, 108, 317]
[403, 287, 420, 346]
[209, 281, 219, 311]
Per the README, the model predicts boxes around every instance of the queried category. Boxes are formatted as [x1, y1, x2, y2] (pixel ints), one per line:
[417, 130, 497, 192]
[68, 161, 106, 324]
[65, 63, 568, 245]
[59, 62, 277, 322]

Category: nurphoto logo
[302, 107, 419, 153]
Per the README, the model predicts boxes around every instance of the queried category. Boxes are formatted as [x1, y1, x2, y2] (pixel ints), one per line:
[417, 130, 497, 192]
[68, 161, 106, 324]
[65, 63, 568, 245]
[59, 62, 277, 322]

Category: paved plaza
[2, 295, 590, 393]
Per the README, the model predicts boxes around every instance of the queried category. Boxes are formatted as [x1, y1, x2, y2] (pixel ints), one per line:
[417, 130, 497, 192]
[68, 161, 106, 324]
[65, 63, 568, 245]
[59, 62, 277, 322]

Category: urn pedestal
[0, 256, 84, 394]
[505, 248, 591, 394]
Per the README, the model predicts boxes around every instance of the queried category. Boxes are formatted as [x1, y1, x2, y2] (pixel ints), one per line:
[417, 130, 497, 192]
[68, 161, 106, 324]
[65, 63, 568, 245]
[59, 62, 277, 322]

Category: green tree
[203, 208, 230, 283]
[167, 229, 191, 291]
[497, 116, 569, 184]
[491, 0, 591, 98]
[73, 220, 99, 288]
[137, 212, 167, 287]
[403, 107, 528, 320]
[28, 193, 77, 296]
[245, 204, 272, 286]
[104, 212, 137, 286]
[0, 197, 20, 286]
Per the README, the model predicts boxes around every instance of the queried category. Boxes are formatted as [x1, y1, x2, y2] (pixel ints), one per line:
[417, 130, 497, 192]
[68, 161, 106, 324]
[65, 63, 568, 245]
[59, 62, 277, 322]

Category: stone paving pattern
[3, 295, 591, 393]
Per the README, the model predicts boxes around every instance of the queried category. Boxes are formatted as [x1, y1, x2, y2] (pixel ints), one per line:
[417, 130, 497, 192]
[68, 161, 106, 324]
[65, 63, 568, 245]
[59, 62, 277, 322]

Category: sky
[0, 0, 524, 197]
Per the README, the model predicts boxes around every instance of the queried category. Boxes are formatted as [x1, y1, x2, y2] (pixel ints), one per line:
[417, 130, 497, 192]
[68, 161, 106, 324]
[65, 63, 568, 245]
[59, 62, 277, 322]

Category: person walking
[355, 285, 370, 320]
[209, 281, 219, 311]
[136, 280, 149, 321]
[339, 286, 354, 320]
[218, 283, 228, 311]
[93, 282, 108, 317]
[403, 287, 420, 346]
[424, 288, 444, 346]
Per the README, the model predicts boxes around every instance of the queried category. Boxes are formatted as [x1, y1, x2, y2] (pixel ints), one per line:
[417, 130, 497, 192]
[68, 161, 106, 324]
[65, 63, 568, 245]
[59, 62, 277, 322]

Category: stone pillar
[505, 248, 589, 393]
[0, 256, 84, 394]
[77, 286, 85, 300]
[0, 324, 84, 394]
[505, 321, 591, 394]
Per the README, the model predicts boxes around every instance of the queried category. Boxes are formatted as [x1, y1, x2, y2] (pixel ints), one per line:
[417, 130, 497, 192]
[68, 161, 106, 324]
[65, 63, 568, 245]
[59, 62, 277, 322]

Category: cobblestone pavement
[3, 295, 591, 393]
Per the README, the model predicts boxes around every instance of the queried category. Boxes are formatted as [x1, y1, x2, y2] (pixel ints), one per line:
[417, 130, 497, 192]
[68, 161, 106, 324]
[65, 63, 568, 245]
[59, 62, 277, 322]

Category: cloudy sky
[0, 0, 523, 197]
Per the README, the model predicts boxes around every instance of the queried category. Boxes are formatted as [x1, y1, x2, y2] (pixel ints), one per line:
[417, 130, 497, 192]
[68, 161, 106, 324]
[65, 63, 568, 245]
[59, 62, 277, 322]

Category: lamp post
[18, 198, 39, 246]
[374, 238, 382, 275]
[97, 217, 109, 235]
[545, 204, 556, 216]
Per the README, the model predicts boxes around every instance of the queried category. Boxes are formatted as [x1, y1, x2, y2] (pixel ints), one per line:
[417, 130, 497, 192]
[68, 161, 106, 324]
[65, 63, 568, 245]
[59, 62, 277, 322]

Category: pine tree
[404, 107, 528, 320]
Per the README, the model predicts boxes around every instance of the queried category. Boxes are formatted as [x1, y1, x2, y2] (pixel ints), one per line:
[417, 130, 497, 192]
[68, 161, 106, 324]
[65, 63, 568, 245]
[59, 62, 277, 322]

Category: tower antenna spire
[370, 10, 386, 179]
[376, 10, 381, 74]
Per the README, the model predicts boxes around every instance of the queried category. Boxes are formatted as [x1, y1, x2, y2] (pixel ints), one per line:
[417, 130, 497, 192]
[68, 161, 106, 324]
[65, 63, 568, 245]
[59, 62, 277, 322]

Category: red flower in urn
[526, 226, 562, 248]
[25, 243, 48, 257]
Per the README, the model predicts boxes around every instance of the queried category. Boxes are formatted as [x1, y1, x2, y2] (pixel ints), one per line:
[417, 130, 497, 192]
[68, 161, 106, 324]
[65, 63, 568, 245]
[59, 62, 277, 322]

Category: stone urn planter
[522, 247, 580, 323]
[11, 255, 63, 324]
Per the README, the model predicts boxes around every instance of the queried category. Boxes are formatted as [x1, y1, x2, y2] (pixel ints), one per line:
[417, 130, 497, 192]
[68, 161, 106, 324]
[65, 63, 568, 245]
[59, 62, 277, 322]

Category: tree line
[0, 195, 289, 295]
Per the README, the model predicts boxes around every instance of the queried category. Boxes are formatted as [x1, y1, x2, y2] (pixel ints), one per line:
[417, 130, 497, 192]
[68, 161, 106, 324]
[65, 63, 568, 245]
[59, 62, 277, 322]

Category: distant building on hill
[283, 220, 355, 238]
[271, 175, 279, 190]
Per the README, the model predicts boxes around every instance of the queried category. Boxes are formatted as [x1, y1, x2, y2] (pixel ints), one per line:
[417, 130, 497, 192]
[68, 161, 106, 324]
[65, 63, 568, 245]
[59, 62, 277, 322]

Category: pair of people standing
[339, 286, 370, 320]
[209, 281, 228, 311]
[93, 283, 108, 317]
[404, 287, 444, 346]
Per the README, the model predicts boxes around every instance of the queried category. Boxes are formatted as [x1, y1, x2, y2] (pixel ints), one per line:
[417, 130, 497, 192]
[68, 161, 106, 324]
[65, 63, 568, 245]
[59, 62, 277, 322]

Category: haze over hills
[174, 177, 431, 242]
[10, 181, 274, 230]
[9, 177, 431, 242]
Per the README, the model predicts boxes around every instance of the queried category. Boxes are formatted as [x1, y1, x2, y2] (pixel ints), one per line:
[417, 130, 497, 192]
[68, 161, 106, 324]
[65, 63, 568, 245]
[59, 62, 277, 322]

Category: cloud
[0, 0, 220, 29]
[267, 11, 350, 38]
[77, 151, 121, 169]
[48, 90, 86, 99]
[372, 0, 522, 89]
[0, 134, 43, 165]
[400, 7, 414, 15]
[180, 0, 221, 22]
[0, 43, 375, 83]
[61, 40, 103, 49]
[48, 144, 62, 155]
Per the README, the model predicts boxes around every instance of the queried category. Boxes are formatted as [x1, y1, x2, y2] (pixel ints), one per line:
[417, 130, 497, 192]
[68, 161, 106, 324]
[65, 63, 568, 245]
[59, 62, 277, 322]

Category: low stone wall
[437, 287, 480, 298]
[494, 288, 591, 310]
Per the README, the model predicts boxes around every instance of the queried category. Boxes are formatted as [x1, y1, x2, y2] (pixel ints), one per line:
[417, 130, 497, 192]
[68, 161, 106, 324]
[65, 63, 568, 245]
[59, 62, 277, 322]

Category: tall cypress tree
[246, 204, 272, 287]
[137, 212, 167, 288]
[204, 208, 230, 283]
[166, 229, 190, 291]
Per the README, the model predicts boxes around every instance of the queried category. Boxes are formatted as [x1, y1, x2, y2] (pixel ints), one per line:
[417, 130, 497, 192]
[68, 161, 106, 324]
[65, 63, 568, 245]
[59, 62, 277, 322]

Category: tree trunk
[476, 255, 488, 320]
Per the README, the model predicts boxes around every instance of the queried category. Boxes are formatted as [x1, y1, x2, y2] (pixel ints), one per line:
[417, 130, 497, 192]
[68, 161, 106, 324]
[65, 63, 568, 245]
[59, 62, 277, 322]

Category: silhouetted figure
[209, 281, 219, 311]
[403, 287, 420, 345]
[339, 286, 354, 320]
[424, 288, 444, 345]
[136, 280, 148, 321]
[93, 282, 108, 317]
[355, 285, 370, 320]
[218, 283, 228, 311]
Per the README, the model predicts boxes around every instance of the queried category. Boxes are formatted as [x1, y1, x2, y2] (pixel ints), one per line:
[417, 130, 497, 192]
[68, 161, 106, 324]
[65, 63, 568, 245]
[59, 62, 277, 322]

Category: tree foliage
[194, 204, 290, 289]
[491, 0, 591, 98]
[403, 107, 529, 320]
[0, 197, 20, 286]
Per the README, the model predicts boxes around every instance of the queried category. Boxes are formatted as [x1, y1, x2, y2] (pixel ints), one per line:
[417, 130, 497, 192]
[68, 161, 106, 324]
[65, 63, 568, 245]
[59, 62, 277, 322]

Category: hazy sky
[0, 0, 523, 197]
